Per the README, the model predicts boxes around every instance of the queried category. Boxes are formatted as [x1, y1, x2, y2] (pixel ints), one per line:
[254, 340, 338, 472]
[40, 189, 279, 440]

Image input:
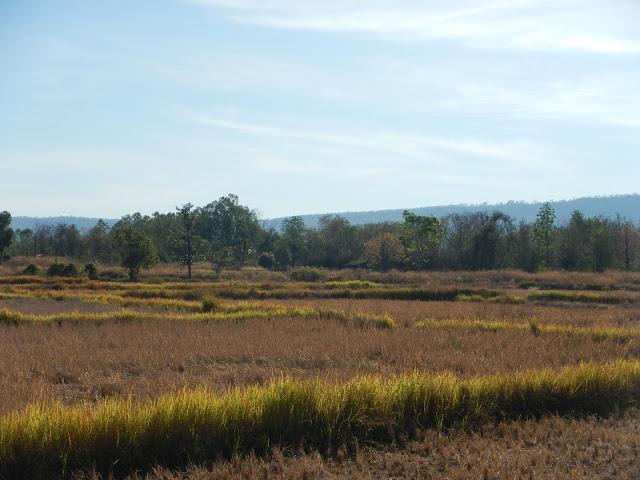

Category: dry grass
[126, 409, 640, 480]
[2, 269, 640, 478]
[2, 361, 639, 478]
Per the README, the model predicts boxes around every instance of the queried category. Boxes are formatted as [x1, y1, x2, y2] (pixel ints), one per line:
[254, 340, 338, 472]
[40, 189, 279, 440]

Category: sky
[1, 0, 639, 219]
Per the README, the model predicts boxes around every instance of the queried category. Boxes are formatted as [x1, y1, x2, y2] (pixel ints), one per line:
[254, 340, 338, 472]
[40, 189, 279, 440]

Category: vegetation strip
[528, 290, 635, 304]
[0, 360, 638, 479]
[0, 305, 395, 329]
[415, 318, 639, 341]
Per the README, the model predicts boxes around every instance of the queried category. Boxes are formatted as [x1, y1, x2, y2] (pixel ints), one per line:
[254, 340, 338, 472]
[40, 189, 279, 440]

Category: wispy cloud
[192, 0, 640, 54]
[191, 113, 541, 164]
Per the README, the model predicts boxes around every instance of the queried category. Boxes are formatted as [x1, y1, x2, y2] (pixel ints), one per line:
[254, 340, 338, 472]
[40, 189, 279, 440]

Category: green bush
[257, 252, 275, 270]
[83, 263, 98, 280]
[46, 263, 78, 278]
[202, 296, 223, 313]
[22, 264, 40, 275]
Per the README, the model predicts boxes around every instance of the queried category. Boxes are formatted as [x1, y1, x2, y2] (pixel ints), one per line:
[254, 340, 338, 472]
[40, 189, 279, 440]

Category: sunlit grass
[0, 303, 395, 329]
[528, 290, 635, 304]
[415, 318, 639, 341]
[1, 360, 638, 479]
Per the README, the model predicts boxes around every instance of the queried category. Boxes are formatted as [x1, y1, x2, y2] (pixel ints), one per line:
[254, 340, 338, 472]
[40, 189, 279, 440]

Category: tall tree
[112, 224, 157, 281]
[281, 216, 306, 266]
[533, 202, 556, 270]
[399, 211, 443, 269]
[0, 211, 13, 262]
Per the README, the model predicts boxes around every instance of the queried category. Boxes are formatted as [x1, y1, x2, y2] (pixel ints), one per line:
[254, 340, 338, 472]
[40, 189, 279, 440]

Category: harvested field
[1, 270, 640, 478]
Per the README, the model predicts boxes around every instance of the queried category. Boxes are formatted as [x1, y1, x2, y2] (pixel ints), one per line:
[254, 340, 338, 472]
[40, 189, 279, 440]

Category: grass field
[1, 263, 640, 478]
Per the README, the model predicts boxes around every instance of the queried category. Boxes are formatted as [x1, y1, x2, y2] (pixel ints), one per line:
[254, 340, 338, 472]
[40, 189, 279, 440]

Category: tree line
[1, 195, 639, 278]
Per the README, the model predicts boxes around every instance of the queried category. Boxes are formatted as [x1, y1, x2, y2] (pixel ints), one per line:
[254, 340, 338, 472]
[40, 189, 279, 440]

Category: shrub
[202, 296, 223, 313]
[257, 252, 275, 270]
[22, 264, 40, 275]
[83, 263, 98, 280]
[288, 267, 327, 282]
[46, 263, 78, 277]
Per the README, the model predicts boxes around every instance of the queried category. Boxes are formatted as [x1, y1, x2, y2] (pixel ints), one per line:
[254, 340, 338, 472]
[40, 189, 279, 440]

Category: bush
[288, 267, 327, 282]
[83, 263, 98, 280]
[257, 252, 275, 270]
[22, 264, 40, 275]
[46, 263, 78, 277]
[202, 296, 223, 313]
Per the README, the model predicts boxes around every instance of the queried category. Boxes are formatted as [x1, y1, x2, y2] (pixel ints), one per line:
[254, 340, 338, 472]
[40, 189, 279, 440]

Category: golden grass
[415, 318, 640, 341]
[528, 290, 636, 304]
[1, 360, 638, 479]
[0, 304, 396, 329]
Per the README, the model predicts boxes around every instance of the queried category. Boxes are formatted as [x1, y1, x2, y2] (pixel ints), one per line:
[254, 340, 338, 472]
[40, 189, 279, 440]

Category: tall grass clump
[528, 290, 631, 304]
[0, 361, 639, 479]
[414, 318, 640, 341]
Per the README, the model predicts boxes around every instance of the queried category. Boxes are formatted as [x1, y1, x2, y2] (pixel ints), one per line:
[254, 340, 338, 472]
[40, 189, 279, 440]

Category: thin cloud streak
[191, 114, 541, 164]
[193, 0, 640, 54]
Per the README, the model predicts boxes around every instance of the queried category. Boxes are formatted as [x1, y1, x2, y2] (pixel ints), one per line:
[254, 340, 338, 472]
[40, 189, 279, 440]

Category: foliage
[83, 262, 98, 280]
[0, 211, 13, 262]
[257, 251, 275, 269]
[288, 267, 327, 282]
[112, 225, 157, 281]
[399, 211, 442, 269]
[534, 202, 556, 270]
[46, 262, 78, 277]
[22, 264, 40, 275]
[363, 233, 404, 270]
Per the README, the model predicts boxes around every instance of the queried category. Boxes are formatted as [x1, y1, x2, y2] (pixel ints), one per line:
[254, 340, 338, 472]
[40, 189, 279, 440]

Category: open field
[1, 267, 640, 478]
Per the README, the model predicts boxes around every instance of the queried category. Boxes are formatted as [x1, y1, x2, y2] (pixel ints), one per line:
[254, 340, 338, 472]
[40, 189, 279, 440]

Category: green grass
[1, 360, 638, 479]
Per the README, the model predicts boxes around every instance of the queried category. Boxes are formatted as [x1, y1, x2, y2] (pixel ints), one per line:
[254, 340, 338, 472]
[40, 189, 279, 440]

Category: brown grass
[2, 269, 640, 478]
[119, 409, 640, 480]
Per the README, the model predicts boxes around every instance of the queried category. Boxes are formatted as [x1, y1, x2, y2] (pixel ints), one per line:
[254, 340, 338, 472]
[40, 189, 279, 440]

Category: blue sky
[1, 0, 639, 219]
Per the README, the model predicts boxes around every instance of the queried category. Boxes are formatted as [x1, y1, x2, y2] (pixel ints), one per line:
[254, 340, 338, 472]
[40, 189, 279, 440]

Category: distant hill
[10, 194, 640, 231]
[263, 194, 640, 230]
[10, 217, 118, 231]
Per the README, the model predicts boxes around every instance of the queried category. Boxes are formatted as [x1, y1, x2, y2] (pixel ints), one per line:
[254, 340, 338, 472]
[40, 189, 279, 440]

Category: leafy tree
[468, 212, 514, 270]
[257, 251, 275, 269]
[0, 211, 13, 263]
[363, 233, 404, 271]
[112, 225, 157, 281]
[210, 246, 234, 278]
[273, 239, 292, 269]
[10, 228, 34, 256]
[196, 195, 260, 264]
[317, 215, 359, 268]
[616, 219, 639, 270]
[399, 211, 443, 269]
[281, 216, 306, 266]
[513, 222, 539, 272]
[589, 217, 614, 272]
[533, 202, 556, 270]
[86, 220, 112, 263]
[558, 211, 590, 270]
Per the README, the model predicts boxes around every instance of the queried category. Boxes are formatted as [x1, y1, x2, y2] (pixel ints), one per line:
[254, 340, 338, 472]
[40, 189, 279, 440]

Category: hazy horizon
[2, 1, 639, 218]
